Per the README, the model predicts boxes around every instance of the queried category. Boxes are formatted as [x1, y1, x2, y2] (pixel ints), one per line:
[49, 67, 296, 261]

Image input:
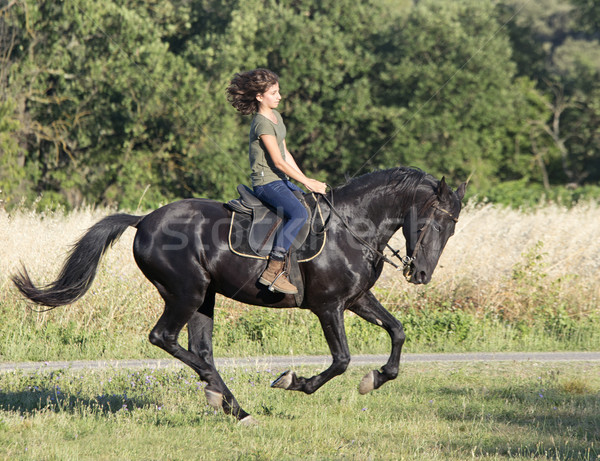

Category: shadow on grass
[0, 388, 229, 429]
[0, 387, 154, 416]
[435, 384, 600, 460]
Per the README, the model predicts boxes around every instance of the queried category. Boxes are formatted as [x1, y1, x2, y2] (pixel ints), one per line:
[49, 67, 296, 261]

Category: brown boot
[259, 258, 298, 294]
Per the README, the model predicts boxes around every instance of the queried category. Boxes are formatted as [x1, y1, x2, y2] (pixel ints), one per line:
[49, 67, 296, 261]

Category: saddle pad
[228, 211, 327, 262]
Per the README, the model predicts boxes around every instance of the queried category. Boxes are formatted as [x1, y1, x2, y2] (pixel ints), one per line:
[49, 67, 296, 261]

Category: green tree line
[1, 0, 599, 210]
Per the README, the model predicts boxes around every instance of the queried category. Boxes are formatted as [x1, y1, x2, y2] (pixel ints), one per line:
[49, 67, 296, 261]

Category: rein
[316, 191, 412, 271]
[315, 185, 458, 273]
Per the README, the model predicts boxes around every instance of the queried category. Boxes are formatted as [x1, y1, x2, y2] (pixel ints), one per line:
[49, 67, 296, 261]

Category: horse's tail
[12, 213, 144, 308]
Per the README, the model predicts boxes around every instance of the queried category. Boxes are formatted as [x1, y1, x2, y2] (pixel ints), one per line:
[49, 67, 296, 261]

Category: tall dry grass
[382, 201, 600, 321]
[0, 206, 162, 342]
[1, 201, 599, 329]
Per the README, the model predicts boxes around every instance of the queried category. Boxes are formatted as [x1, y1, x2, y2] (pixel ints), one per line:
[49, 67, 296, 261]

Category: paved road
[1, 351, 599, 374]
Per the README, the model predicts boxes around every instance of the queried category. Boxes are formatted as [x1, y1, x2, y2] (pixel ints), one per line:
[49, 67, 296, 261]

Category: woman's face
[257, 82, 281, 110]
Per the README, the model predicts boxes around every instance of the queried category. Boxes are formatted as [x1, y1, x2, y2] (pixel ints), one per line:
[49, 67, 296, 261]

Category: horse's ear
[456, 182, 467, 202]
[437, 176, 451, 201]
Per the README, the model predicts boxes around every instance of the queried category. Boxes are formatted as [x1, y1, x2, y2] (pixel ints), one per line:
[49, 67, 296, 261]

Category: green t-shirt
[249, 110, 289, 187]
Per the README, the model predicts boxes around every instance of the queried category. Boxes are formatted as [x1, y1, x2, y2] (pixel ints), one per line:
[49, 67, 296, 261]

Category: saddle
[225, 185, 328, 262]
[225, 185, 329, 307]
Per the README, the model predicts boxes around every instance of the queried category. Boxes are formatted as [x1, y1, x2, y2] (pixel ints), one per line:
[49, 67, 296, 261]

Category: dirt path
[1, 351, 599, 373]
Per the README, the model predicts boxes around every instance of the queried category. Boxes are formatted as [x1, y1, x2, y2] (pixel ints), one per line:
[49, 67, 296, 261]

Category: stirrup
[267, 271, 286, 292]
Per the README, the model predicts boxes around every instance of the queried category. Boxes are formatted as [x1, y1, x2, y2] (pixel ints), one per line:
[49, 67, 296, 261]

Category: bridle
[399, 201, 458, 280]
[316, 187, 458, 274]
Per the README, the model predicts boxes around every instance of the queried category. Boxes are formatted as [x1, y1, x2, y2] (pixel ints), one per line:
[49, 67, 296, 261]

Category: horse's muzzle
[403, 264, 429, 284]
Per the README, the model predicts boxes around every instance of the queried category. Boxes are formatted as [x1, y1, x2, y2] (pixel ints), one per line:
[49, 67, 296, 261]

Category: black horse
[13, 167, 466, 423]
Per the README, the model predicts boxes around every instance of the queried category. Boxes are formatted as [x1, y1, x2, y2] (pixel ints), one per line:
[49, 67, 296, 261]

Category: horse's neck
[335, 184, 406, 249]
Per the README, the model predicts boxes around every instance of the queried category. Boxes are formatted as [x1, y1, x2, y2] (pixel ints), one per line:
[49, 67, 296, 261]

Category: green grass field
[0, 362, 598, 460]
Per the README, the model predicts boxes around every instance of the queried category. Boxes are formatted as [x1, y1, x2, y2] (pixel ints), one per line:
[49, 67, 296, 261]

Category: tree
[363, 0, 544, 191]
[4, 0, 250, 208]
[1, 2, 25, 206]
[3, 0, 597, 209]
[570, 0, 600, 34]
[500, 0, 600, 187]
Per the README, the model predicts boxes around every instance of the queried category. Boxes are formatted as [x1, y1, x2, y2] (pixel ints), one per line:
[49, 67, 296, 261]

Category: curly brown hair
[226, 68, 279, 115]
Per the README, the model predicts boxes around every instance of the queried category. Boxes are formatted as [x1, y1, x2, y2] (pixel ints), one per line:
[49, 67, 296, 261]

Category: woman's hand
[304, 178, 327, 194]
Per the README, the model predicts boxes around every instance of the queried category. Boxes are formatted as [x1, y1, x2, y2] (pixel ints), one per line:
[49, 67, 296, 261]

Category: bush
[482, 180, 600, 208]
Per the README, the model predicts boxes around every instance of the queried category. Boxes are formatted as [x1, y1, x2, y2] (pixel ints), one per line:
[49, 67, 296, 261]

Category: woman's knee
[291, 202, 308, 223]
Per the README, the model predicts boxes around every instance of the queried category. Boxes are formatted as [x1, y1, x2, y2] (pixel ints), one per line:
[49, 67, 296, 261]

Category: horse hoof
[358, 370, 376, 395]
[271, 370, 294, 389]
[238, 415, 259, 426]
[205, 389, 224, 409]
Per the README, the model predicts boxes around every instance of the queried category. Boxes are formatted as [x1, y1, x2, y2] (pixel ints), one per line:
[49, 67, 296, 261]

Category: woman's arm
[282, 140, 304, 176]
[260, 135, 326, 193]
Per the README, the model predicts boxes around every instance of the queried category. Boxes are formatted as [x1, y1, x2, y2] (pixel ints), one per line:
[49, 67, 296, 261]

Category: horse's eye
[433, 224, 441, 232]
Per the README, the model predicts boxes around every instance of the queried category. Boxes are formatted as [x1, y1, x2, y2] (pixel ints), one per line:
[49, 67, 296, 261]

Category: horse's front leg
[271, 306, 350, 394]
[348, 290, 405, 394]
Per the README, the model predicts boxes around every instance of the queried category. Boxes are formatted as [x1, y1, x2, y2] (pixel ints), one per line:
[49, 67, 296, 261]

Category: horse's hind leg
[272, 305, 351, 394]
[187, 288, 217, 368]
[149, 285, 250, 421]
[348, 290, 405, 394]
[185, 289, 255, 423]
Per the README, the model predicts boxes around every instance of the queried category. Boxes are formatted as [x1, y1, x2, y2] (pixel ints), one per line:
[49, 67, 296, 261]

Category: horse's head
[402, 177, 466, 284]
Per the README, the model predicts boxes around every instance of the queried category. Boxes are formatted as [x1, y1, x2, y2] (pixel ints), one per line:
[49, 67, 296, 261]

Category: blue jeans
[253, 180, 308, 254]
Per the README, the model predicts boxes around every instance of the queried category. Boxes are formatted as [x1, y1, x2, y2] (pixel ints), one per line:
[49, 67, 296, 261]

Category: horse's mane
[333, 167, 438, 210]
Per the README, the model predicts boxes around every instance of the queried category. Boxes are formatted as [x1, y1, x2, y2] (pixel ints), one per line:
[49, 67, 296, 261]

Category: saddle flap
[248, 207, 282, 255]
